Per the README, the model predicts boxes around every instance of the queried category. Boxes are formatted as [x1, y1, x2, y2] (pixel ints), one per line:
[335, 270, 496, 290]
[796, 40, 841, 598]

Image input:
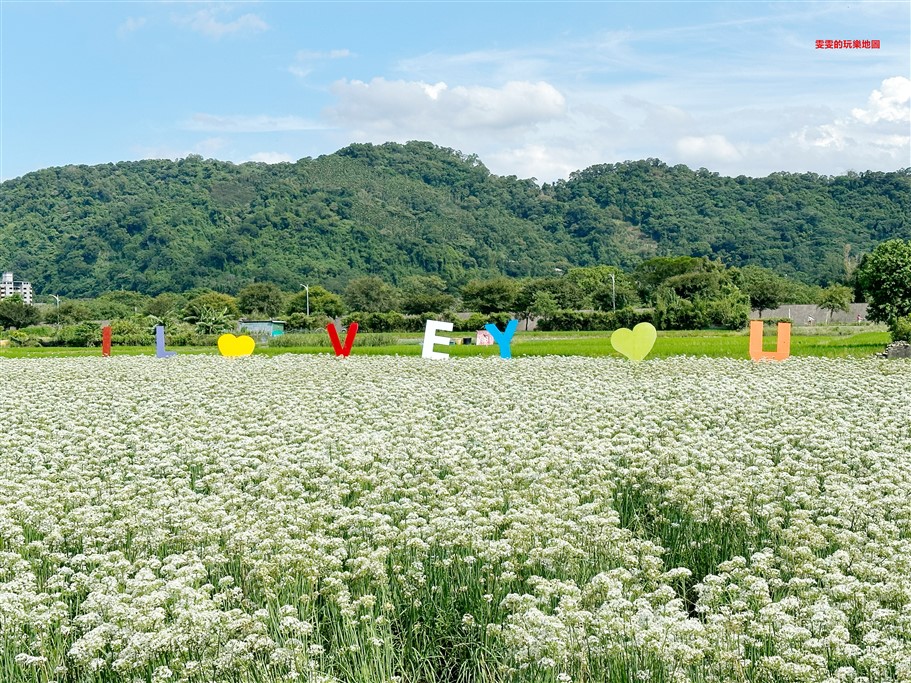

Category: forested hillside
[1, 141, 908, 297]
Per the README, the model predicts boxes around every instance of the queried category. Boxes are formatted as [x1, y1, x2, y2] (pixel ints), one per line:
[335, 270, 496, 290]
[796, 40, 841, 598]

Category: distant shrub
[401, 313, 455, 333]
[269, 331, 397, 348]
[269, 333, 331, 348]
[656, 297, 703, 330]
[454, 312, 514, 332]
[889, 315, 911, 343]
[537, 308, 654, 332]
[57, 322, 102, 347]
[20, 325, 56, 336]
[286, 313, 334, 332]
[342, 312, 457, 333]
[351, 333, 397, 347]
[192, 333, 220, 347]
[701, 295, 750, 330]
[111, 318, 153, 346]
[343, 312, 407, 333]
[166, 322, 200, 346]
[8, 330, 39, 347]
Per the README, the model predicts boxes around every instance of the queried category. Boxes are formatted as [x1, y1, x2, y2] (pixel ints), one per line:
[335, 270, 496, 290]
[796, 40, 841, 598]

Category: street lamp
[300, 284, 310, 316]
[609, 273, 616, 312]
[51, 294, 61, 326]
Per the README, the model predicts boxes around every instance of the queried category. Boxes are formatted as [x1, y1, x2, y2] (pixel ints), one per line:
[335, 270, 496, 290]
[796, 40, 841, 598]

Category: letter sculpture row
[96, 320, 791, 362]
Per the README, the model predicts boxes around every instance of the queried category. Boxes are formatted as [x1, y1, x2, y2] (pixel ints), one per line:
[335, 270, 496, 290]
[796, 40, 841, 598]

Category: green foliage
[817, 284, 852, 321]
[193, 306, 235, 335]
[160, 321, 199, 346]
[268, 331, 397, 348]
[57, 322, 102, 347]
[557, 161, 910, 284]
[342, 311, 408, 333]
[0, 295, 41, 330]
[340, 311, 458, 333]
[779, 279, 824, 305]
[889, 315, 911, 343]
[143, 292, 187, 319]
[529, 290, 559, 318]
[460, 277, 519, 313]
[630, 257, 750, 331]
[654, 287, 749, 331]
[6, 329, 39, 346]
[635, 257, 709, 304]
[285, 286, 345, 318]
[266, 332, 332, 348]
[1, 148, 907, 300]
[237, 282, 285, 318]
[537, 307, 655, 332]
[700, 291, 751, 330]
[110, 318, 153, 345]
[344, 276, 400, 313]
[399, 275, 455, 315]
[88, 291, 151, 320]
[453, 312, 514, 332]
[735, 265, 790, 316]
[855, 238, 911, 323]
[286, 313, 334, 332]
[565, 265, 639, 310]
[184, 292, 240, 321]
[515, 277, 585, 314]
[43, 300, 93, 325]
[655, 290, 702, 331]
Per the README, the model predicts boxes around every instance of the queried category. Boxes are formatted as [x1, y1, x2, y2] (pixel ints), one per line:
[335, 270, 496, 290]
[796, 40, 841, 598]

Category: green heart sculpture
[610, 322, 657, 361]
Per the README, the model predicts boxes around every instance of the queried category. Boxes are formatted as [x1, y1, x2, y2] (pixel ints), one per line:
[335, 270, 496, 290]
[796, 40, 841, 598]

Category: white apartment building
[0, 272, 33, 305]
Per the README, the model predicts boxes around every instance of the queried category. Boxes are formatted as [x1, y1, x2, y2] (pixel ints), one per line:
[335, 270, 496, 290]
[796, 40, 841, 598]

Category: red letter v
[327, 322, 359, 357]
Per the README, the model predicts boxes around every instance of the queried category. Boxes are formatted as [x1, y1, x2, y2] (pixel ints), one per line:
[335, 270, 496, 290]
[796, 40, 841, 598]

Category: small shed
[238, 320, 285, 337]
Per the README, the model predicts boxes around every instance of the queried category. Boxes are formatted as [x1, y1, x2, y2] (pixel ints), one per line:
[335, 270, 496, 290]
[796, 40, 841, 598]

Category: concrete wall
[455, 303, 871, 331]
[751, 303, 869, 324]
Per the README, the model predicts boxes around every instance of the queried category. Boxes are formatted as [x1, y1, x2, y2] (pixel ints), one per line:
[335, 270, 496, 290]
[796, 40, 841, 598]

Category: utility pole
[51, 294, 61, 327]
[609, 273, 616, 312]
[300, 284, 310, 316]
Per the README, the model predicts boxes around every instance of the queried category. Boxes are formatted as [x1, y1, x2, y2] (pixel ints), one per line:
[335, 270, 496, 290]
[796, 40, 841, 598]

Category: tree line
[6, 244, 906, 346]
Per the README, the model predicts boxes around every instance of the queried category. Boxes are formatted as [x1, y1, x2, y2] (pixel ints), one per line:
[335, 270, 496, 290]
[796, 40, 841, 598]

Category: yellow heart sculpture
[217, 333, 255, 357]
[610, 322, 657, 361]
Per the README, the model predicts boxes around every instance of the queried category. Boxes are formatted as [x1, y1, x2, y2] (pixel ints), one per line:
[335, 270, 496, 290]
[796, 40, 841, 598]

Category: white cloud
[296, 49, 352, 60]
[328, 78, 566, 132]
[485, 145, 594, 182]
[195, 137, 228, 156]
[289, 49, 352, 79]
[184, 114, 326, 133]
[176, 8, 268, 39]
[675, 135, 742, 163]
[784, 77, 911, 166]
[248, 152, 294, 164]
[851, 76, 911, 124]
[116, 17, 146, 39]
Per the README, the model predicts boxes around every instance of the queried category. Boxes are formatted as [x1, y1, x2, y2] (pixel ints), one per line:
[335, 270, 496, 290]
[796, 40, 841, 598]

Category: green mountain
[1, 141, 908, 297]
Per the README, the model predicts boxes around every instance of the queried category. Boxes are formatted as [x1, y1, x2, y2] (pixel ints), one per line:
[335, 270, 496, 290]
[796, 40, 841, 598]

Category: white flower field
[1, 355, 909, 683]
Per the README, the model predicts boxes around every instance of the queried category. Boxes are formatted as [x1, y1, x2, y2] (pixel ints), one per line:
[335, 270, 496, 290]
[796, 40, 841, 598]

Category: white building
[0, 272, 33, 305]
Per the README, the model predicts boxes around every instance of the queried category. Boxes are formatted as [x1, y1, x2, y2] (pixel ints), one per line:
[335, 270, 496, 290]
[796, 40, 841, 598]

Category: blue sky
[2, 1, 909, 182]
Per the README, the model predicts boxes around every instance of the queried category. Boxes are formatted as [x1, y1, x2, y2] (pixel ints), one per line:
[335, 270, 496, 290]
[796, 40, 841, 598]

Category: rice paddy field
[1, 354, 909, 683]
